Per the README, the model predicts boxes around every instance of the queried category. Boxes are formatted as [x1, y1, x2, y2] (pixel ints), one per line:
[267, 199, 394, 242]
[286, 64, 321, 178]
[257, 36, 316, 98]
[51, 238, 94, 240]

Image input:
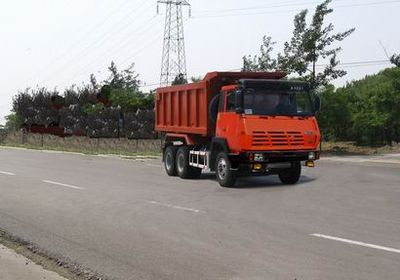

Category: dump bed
[155, 71, 286, 137]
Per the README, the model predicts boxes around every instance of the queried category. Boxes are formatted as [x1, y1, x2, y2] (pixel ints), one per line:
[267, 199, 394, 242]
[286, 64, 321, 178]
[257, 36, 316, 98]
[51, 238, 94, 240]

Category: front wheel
[278, 161, 301, 185]
[215, 152, 237, 187]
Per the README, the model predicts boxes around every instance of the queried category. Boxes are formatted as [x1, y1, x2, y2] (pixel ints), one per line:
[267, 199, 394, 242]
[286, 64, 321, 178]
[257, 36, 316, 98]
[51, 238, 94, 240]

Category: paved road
[0, 147, 399, 280]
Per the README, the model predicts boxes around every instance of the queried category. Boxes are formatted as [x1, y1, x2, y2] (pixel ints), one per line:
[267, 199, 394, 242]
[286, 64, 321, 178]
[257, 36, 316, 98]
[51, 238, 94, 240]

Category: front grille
[252, 131, 305, 147]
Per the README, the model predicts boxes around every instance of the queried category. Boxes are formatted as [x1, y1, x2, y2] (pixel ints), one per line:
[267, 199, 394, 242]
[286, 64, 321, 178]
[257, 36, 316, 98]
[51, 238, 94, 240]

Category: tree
[317, 85, 352, 141]
[172, 73, 188, 85]
[278, 0, 355, 89]
[242, 55, 259, 72]
[190, 76, 202, 83]
[90, 74, 99, 90]
[12, 87, 60, 126]
[105, 62, 140, 90]
[106, 61, 124, 89]
[244, 1, 354, 88]
[319, 67, 400, 145]
[122, 63, 140, 90]
[109, 89, 154, 113]
[391, 53, 400, 67]
[4, 113, 22, 131]
[98, 85, 112, 106]
[242, 36, 277, 72]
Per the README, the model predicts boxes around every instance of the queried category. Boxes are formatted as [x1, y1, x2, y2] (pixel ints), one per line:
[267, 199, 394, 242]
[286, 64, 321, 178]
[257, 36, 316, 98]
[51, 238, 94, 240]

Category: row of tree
[7, 62, 156, 138]
[319, 67, 400, 145]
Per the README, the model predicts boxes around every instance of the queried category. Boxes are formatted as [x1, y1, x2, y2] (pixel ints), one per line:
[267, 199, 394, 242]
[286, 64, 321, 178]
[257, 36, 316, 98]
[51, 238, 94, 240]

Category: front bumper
[229, 151, 318, 176]
[233, 150, 320, 164]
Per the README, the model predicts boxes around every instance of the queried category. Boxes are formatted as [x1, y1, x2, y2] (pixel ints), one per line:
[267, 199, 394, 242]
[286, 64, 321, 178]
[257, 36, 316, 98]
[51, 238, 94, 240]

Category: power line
[69, 32, 163, 86]
[15, 0, 133, 90]
[316, 59, 391, 68]
[67, 17, 164, 85]
[192, 0, 400, 19]
[141, 59, 393, 87]
[229, 59, 392, 70]
[140, 82, 159, 88]
[195, 0, 347, 15]
[39, 0, 153, 86]
[119, 16, 191, 87]
[334, 0, 400, 9]
[120, 33, 165, 70]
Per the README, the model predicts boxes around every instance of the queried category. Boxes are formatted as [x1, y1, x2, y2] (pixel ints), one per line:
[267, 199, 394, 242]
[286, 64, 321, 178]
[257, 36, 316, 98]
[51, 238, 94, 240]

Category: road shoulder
[0, 229, 107, 280]
[0, 243, 68, 280]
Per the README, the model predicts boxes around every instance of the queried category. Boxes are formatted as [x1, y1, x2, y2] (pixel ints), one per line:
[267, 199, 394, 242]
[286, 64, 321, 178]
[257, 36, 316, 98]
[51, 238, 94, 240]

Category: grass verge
[0, 143, 162, 158]
[2, 141, 399, 157]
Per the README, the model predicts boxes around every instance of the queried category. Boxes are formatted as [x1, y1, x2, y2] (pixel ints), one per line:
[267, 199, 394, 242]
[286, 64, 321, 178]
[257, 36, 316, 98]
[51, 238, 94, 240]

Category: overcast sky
[1, 0, 399, 124]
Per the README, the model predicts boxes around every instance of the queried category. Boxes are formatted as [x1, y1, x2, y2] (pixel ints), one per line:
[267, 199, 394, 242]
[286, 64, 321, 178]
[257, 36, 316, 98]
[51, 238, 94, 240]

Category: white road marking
[0, 171, 15, 176]
[146, 200, 204, 213]
[42, 180, 84, 190]
[311, 233, 400, 254]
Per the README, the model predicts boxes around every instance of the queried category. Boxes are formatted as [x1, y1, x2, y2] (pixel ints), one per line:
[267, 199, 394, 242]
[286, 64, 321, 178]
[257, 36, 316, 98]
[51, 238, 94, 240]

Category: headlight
[254, 153, 264, 161]
[308, 152, 316, 160]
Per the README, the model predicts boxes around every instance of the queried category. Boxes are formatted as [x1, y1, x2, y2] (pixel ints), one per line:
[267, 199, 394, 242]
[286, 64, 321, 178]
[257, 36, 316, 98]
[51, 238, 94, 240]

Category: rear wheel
[215, 152, 237, 187]
[176, 146, 202, 179]
[164, 145, 177, 176]
[278, 161, 301, 184]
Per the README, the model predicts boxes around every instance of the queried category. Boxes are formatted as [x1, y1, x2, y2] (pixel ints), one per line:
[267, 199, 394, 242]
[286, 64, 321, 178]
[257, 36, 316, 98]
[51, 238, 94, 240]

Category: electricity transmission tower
[157, 0, 190, 86]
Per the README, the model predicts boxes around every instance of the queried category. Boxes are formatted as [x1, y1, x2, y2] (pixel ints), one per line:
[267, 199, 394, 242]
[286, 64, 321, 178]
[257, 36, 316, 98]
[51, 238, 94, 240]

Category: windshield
[243, 88, 314, 117]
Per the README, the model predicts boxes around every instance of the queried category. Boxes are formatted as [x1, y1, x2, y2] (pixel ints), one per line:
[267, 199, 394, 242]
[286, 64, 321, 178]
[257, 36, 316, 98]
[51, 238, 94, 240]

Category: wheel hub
[217, 158, 227, 180]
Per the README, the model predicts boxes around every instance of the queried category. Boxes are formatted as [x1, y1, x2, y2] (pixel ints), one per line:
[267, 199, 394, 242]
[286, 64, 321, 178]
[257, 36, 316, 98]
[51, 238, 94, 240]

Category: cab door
[215, 88, 243, 154]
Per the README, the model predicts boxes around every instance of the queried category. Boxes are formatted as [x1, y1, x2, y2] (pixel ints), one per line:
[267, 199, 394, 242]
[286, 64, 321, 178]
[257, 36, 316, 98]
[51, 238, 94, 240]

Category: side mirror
[314, 96, 321, 113]
[235, 90, 243, 114]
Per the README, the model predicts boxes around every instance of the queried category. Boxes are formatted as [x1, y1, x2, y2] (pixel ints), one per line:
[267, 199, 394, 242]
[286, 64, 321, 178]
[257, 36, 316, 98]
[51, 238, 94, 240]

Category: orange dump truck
[155, 72, 321, 187]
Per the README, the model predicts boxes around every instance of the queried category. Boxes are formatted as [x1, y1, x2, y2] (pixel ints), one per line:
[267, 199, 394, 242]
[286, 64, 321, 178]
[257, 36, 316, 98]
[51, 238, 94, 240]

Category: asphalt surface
[0, 147, 399, 280]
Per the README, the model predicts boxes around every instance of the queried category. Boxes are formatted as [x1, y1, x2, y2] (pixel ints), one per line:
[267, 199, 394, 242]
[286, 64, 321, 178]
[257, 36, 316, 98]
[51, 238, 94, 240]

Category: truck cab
[217, 79, 320, 152]
[209, 79, 321, 186]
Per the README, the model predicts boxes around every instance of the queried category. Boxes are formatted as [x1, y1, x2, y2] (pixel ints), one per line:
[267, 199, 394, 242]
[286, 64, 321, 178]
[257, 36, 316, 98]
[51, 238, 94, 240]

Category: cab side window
[226, 91, 236, 112]
[218, 91, 225, 112]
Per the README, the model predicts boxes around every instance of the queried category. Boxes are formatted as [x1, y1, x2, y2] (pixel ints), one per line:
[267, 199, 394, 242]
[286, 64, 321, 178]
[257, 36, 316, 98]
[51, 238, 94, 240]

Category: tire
[175, 146, 202, 179]
[278, 161, 301, 185]
[164, 145, 178, 176]
[215, 152, 237, 187]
